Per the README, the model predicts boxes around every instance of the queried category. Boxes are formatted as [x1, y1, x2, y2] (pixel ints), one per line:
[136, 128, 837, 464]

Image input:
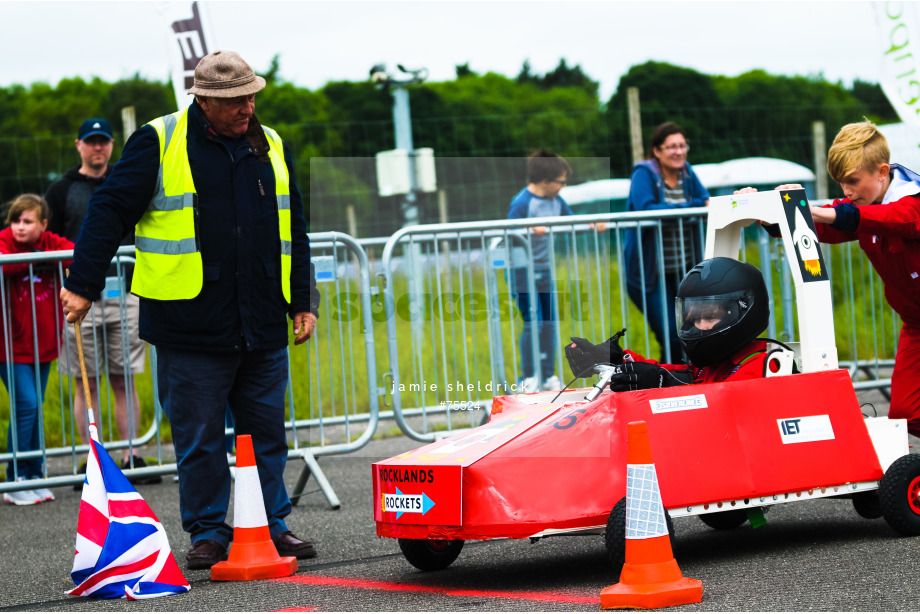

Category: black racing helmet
[676, 257, 770, 367]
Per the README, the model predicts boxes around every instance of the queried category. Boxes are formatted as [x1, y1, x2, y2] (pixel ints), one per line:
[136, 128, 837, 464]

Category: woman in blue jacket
[623, 122, 709, 363]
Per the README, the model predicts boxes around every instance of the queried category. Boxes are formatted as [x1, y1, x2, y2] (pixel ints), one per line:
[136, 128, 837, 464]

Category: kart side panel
[623, 370, 883, 508]
[375, 392, 618, 540]
[460, 394, 619, 537]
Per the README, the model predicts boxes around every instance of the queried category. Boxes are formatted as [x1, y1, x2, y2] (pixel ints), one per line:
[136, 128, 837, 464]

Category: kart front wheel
[605, 497, 675, 577]
[699, 509, 750, 530]
[852, 491, 883, 520]
[398, 538, 464, 571]
[879, 453, 920, 536]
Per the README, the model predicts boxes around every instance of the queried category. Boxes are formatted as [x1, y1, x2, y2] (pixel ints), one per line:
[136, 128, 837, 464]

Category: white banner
[158, 1, 216, 111]
[875, 3, 920, 127]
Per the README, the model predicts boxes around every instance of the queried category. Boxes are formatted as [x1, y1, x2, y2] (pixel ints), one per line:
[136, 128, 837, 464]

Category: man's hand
[293, 312, 317, 345]
[732, 187, 781, 232]
[60, 287, 91, 324]
[609, 362, 692, 392]
[809, 205, 837, 224]
[565, 330, 626, 377]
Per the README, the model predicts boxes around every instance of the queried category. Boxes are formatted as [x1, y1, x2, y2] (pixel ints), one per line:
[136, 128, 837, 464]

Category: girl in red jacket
[0, 194, 73, 505]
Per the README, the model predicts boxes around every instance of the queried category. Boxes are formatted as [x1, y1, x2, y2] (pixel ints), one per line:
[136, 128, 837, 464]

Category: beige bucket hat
[188, 50, 266, 98]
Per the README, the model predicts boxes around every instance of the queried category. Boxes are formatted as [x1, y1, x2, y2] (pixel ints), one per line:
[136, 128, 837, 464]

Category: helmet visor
[676, 290, 750, 336]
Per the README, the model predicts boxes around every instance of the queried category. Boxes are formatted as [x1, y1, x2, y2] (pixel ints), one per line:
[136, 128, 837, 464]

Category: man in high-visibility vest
[61, 50, 321, 570]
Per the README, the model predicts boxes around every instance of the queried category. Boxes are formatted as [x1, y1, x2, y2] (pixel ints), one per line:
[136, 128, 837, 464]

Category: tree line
[0, 58, 897, 236]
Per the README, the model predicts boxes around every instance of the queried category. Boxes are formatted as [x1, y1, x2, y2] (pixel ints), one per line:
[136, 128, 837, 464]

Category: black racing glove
[608, 362, 693, 392]
[565, 328, 627, 377]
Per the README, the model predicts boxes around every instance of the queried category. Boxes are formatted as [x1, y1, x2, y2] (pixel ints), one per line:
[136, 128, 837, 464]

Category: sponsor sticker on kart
[373, 464, 463, 526]
[649, 394, 708, 414]
[777, 414, 835, 444]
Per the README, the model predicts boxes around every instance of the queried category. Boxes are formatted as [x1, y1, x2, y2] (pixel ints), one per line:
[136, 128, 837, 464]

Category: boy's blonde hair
[5, 193, 49, 226]
[827, 121, 890, 183]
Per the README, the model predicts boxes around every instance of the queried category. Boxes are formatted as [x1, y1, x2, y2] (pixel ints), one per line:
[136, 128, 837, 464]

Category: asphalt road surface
[2, 409, 919, 612]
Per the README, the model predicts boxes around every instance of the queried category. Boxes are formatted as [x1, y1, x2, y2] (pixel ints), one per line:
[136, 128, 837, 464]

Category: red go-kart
[372, 189, 919, 572]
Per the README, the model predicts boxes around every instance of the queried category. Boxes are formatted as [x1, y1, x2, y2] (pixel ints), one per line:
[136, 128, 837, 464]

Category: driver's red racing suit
[625, 339, 769, 384]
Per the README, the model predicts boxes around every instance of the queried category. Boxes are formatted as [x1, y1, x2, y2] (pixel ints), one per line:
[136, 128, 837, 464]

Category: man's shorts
[59, 293, 145, 378]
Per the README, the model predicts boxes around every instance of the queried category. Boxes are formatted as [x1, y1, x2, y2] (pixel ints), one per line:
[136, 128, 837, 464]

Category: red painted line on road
[271, 574, 600, 605]
[276, 608, 317, 612]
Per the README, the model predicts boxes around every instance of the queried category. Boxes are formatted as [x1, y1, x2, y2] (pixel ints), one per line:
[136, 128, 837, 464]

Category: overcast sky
[0, 1, 883, 102]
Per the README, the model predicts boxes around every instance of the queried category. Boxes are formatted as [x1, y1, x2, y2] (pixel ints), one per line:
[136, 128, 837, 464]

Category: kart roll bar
[704, 189, 838, 373]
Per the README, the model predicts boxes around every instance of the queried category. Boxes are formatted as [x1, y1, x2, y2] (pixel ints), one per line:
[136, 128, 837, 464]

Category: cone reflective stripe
[625, 464, 668, 540]
[601, 421, 702, 609]
[228, 440, 270, 546]
[211, 435, 297, 581]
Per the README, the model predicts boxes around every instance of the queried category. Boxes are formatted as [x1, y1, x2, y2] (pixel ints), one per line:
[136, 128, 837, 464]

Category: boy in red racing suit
[566, 257, 772, 390]
[740, 121, 920, 437]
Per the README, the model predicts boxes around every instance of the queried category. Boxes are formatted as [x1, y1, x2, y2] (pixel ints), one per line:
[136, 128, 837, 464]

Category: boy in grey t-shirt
[506, 150, 574, 393]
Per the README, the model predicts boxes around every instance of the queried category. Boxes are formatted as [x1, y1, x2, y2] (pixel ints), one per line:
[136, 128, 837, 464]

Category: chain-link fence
[0, 102, 887, 236]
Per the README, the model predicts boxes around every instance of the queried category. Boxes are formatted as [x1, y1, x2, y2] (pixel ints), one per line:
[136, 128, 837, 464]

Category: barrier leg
[290, 451, 341, 510]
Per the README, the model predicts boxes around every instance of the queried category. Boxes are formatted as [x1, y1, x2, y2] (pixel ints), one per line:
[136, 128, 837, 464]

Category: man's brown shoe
[272, 530, 317, 559]
[186, 539, 228, 569]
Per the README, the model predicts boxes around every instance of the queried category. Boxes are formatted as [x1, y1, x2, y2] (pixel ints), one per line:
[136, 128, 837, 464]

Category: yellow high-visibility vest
[132, 107, 292, 302]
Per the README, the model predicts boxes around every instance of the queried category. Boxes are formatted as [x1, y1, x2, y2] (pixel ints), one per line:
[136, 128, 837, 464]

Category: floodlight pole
[391, 85, 419, 227]
[371, 63, 428, 228]
[370, 64, 430, 368]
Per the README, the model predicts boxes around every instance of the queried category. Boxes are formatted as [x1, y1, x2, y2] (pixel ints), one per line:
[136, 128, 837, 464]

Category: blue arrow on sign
[389, 487, 437, 519]
[421, 492, 435, 514]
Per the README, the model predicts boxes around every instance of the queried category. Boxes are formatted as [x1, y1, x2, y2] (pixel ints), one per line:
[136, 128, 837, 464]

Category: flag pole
[73, 318, 95, 429]
[66, 269, 95, 429]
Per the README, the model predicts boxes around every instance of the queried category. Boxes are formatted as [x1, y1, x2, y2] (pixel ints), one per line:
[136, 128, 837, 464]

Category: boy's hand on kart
[609, 363, 693, 392]
[566, 333, 625, 377]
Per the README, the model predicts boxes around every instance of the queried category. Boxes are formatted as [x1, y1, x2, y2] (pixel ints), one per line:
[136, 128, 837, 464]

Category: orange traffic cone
[601, 421, 702, 609]
[211, 435, 298, 581]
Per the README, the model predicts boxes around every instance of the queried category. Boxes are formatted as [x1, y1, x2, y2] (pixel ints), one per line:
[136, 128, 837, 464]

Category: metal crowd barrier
[380, 213, 617, 442]
[377, 207, 900, 441]
[0, 247, 166, 493]
[0, 237, 382, 506]
[287, 231, 380, 507]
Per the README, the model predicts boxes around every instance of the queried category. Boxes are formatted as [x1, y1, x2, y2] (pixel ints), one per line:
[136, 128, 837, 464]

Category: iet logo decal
[780, 419, 801, 435]
[778, 415, 834, 443]
[382, 486, 436, 519]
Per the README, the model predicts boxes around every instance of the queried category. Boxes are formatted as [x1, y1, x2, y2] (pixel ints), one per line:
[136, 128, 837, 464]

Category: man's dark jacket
[64, 100, 319, 352]
[46, 165, 113, 241]
[45, 164, 137, 286]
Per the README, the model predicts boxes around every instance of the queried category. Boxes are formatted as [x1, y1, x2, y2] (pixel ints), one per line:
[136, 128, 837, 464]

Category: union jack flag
[69, 413, 190, 599]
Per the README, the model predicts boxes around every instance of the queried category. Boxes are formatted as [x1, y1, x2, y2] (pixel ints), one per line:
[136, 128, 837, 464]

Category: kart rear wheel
[852, 491, 883, 520]
[605, 497, 675, 577]
[398, 538, 464, 571]
[699, 509, 749, 530]
[879, 453, 920, 536]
